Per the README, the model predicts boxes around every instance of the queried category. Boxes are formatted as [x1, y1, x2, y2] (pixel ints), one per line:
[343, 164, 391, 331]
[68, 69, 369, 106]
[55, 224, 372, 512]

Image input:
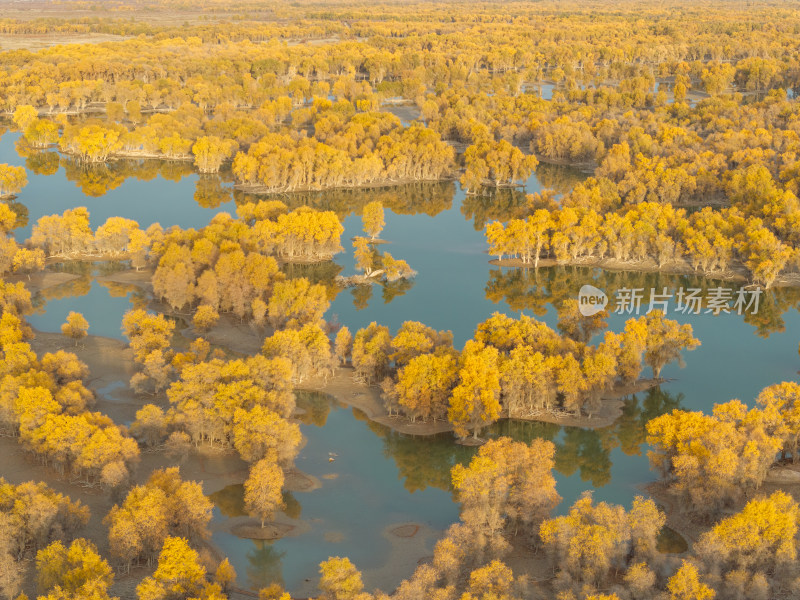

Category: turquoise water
[212, 393, 463, 595]
[2, 129, 800, 594]
[0, 132, 238, 240]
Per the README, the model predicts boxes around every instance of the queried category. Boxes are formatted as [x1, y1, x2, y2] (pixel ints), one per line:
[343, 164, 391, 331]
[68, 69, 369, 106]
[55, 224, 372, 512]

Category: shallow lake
[2, 129, 800, 594]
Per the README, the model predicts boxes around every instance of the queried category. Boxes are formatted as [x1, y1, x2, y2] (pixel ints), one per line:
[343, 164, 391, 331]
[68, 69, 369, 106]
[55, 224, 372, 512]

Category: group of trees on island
[0, 469, 239, 600]
[121, 309, 180, 394]
[120, 308, 304, 535]
[346, 201, 417, 285]
[0, 194, 422, 322]
[24, 200, 343, 264]
[0, 200, 351, 333]
[487, 199, 796, 288]
[28, 208, 149, 264]
[104, 467, 212, 571]
[461, 138, 539, 193]
[15, 99, 457, 192]
[232, 123, 454, 192]
[119, 302, 312, 539]
[150, 203, 342, 321]
[332, 309, 699, 439]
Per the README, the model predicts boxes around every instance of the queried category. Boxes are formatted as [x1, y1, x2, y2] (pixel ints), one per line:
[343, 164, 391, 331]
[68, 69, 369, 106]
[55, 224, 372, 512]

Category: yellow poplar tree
[0, 165, 28, 198]
[12, 248, 45, 280]
[244, 457, 285, 528]
[361, 201, 385, 240]
[318, 557, 363, 600]
[136, 537, 206, 600]
[12, 105, 38, 130]
[667, 561, 715, 600]
[36, 538, 114, 600]
[61, 312, 89, 346]
[192, 136, 238, 173]
[448, 340, 502, 439]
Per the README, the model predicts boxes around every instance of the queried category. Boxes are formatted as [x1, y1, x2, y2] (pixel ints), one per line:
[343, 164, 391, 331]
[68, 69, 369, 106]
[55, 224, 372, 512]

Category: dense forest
[1, 1, 800, 600]
[3, 0, 800, 284]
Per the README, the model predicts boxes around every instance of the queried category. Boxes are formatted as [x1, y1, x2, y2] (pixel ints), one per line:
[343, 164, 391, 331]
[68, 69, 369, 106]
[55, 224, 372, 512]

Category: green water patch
[657, 526, 689, 554]
[210, 483, 302, 521]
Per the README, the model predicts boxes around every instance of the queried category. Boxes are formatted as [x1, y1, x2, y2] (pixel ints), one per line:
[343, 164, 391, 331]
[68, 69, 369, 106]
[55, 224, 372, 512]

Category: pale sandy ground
[22, 271, 81, 290]
[0, 33, 131, 51]
[96, 269, 154, 288]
